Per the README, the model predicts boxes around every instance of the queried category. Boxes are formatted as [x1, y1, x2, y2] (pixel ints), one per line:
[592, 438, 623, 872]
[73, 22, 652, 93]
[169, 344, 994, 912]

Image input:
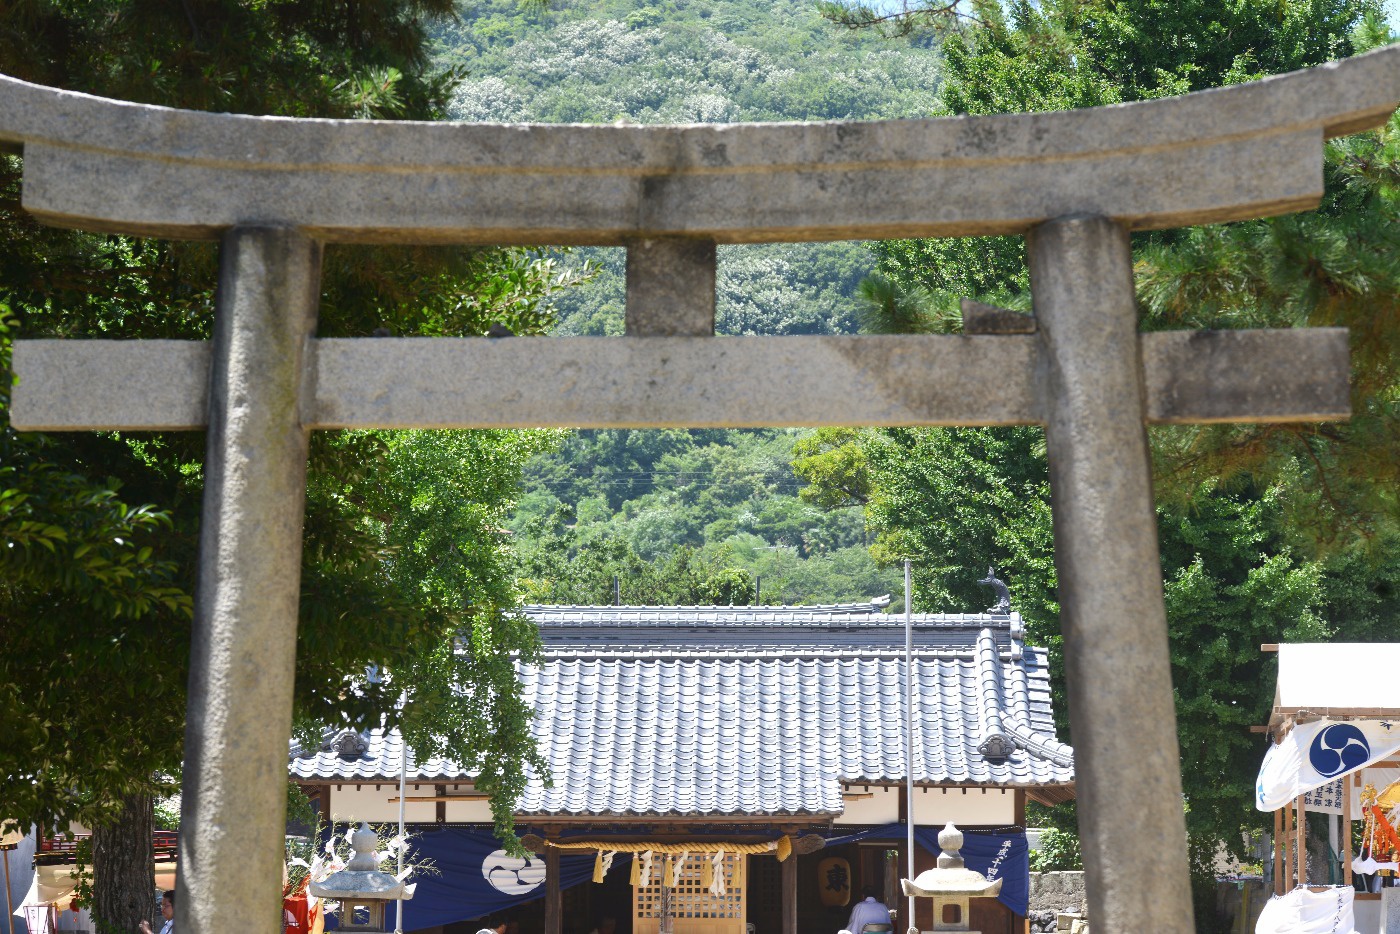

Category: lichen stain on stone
[700, 143, 729, 168]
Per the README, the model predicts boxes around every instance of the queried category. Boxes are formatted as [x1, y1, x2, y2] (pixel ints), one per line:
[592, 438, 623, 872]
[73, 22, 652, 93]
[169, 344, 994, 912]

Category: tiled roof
[289, 603, 1074, 817]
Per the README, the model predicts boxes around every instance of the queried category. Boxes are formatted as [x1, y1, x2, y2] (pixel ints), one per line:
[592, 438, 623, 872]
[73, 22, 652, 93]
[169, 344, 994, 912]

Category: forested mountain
[432, 0, 943, 340]
[435, 0, 942, 124]
[431, 0, 941, 603]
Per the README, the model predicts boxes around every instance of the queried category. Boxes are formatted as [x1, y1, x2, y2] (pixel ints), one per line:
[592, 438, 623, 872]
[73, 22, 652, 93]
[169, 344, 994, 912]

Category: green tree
[0, 2, 576, 930]
[515, 506, 760, 606]
[511, 427, 899, 604]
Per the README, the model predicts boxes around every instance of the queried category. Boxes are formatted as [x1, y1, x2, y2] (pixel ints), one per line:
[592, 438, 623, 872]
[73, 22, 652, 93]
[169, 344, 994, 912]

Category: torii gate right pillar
[1031, 216, 1192, 929]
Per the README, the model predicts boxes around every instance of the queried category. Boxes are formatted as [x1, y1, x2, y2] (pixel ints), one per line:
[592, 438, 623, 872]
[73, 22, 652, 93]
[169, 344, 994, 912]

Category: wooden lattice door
[633, 853, 746, 934]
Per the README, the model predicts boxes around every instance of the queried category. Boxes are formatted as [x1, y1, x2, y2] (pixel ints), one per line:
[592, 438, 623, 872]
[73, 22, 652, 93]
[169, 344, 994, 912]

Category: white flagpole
[904, 559, 916, 934]
[395, 725, 406, 934]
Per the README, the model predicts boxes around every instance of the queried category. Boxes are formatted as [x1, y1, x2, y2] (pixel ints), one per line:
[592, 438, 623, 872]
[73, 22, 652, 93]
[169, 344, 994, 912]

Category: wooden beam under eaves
[388, 794, 491, 803]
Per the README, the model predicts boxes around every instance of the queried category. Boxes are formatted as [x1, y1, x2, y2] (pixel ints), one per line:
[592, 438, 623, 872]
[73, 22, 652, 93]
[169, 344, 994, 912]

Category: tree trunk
[92, 792, 155, 933]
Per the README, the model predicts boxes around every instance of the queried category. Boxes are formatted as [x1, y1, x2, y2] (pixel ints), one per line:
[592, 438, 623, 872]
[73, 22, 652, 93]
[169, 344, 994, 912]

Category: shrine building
[289, 597, 1075, 934]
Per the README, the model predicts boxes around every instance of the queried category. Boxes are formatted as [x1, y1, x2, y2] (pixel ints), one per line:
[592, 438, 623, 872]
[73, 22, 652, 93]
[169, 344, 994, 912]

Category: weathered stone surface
[9, 339, 207, 429]
[1029, 216, 1193, 932]
[10, 329, 1349, 431]
[177, 228, 321, 934]
[1383, 886, 1400, 932]
[1, 45, 1396, 243]
[1144, 327, 1350, 423]
[315, 334, 1036, 428]
[1028, 871, 1088, 916]
[626, 237, 716, 336]
[961, 298, 1037, 334]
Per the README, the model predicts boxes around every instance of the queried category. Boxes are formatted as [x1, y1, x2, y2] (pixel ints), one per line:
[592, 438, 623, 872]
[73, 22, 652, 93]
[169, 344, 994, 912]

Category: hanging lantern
[817, 856, 851, 908]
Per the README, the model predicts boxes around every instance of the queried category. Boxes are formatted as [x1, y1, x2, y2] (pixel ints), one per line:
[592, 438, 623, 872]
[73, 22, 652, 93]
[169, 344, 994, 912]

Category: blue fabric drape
[373, 828, 605, 930]
[336, 823, 1025, 929]
[824, 823, 1029, 916]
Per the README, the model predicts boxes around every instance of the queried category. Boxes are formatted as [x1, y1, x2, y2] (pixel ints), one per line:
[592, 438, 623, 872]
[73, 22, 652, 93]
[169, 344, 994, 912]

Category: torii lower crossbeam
[11, 327, 1348, 431]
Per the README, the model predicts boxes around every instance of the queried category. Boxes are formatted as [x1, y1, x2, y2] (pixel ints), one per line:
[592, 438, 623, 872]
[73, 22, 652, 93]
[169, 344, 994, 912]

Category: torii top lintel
[1, 43, 1398, 245]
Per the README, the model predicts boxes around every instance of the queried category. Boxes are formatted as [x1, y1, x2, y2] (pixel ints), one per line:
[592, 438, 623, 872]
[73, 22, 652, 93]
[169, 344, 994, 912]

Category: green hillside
[432, 0, 943, 339]
[431, 0, 934, 603]
[435, 0, 941, 125]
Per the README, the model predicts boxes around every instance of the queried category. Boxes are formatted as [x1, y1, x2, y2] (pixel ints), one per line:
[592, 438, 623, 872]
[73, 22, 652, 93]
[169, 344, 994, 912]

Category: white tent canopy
[1274, 644, 1400, 714]
[1257, 644, 1400, 813]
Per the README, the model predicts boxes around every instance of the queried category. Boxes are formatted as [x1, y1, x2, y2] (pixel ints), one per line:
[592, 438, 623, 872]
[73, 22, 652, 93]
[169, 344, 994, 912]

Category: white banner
[1256, 719, 1400, 812]
[1255, 886, 1355, 934]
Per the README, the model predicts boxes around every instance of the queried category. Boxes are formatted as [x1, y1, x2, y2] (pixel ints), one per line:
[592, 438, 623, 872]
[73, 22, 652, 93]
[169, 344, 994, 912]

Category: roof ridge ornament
[977, 567, 1012, 616]
[328, 728, 369, 761]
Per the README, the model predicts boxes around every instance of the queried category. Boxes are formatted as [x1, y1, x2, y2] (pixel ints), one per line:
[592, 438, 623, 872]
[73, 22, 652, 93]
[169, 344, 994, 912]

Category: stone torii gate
[5, 45, 1399, 934]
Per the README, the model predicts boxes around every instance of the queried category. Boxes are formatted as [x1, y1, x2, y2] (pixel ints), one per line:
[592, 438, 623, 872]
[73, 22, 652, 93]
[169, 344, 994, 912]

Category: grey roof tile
[289, 604, 1074, 816]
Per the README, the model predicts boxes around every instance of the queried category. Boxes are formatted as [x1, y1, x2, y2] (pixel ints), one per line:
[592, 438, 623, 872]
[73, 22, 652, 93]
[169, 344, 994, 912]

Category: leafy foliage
[1028, 827, 1082, 872]
[4, 0, 461, 119]
[438, 0, 942, 123]
[513, 429, 901, 606]
[433, 0, 941, 341]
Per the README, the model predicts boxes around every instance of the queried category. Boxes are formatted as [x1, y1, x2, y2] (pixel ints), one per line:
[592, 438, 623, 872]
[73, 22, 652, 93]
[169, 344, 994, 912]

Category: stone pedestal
[1381, 887, 1400, 933]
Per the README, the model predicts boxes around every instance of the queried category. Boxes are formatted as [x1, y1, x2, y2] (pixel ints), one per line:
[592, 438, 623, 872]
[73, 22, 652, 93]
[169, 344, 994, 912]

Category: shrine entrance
[633, 853, 746, 934]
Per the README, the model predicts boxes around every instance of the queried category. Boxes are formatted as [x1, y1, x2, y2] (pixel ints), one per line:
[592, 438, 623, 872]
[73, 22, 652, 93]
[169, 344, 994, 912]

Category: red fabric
[283, 892, 311, 932]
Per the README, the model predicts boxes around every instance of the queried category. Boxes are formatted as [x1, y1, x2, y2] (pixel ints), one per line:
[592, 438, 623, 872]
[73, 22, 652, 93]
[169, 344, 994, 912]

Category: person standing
[474, 914, 507, 934]
[844, 885, 893, 932]
[138, 890, 175, 934]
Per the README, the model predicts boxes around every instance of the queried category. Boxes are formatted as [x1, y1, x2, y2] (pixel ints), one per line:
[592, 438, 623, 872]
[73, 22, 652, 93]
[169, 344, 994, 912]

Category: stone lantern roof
[308, 823, 413, 902]
[902, 824, 1004, 899]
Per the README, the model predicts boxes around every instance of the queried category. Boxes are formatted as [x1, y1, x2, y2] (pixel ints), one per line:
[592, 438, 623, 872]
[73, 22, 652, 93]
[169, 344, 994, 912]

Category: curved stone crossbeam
[2, 44, 1397, 244]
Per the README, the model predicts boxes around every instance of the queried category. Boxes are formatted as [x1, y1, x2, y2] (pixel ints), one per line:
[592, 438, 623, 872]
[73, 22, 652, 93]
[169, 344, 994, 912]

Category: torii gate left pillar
[4, 45, 1399, 934]
[179, 229, 322, 929]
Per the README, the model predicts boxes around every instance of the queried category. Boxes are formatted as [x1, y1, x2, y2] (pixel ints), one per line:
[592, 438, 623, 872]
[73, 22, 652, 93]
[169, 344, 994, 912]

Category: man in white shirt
[474, 915, 507, 934]
[845, 885, 893, 932]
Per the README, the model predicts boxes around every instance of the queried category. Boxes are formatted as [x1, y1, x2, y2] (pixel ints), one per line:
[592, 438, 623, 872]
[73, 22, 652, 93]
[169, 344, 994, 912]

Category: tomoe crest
[1308, 723, 1371, 778]
[482, 850, 546, 895]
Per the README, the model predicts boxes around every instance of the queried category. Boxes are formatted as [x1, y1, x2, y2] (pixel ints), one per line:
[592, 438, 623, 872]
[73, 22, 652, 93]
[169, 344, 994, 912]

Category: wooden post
[662, 881, 676, 934]
[781, 854, 797, 934]
[1297, 795, 1307, 886]
[1285, 801, 1295, 889]
[3, 845, 14, 934]
[544, 848, 561, 934]
[1344, 773, 1354, 887]
[1274, 809, 1284, 896]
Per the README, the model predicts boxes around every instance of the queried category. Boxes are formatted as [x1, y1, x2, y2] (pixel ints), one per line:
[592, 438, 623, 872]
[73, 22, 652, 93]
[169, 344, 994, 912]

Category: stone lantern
[900, 824, 1003, 933]
[309, 822, 413, 932]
